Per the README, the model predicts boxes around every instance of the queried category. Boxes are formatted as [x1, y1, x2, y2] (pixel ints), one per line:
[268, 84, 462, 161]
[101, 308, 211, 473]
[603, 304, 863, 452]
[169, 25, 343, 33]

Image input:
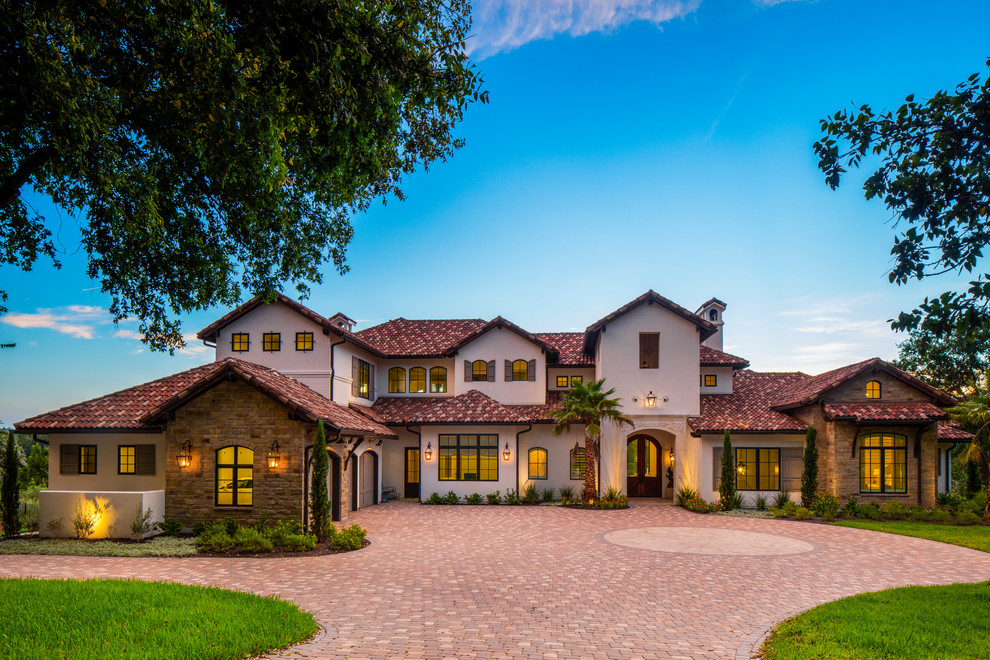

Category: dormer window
[866, 380, 881, 399]
[709, 309, 718, 322]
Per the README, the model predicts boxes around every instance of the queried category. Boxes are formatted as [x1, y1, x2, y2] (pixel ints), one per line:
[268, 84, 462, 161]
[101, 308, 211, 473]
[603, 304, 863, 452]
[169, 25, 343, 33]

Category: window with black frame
[438, 434, 498, 481]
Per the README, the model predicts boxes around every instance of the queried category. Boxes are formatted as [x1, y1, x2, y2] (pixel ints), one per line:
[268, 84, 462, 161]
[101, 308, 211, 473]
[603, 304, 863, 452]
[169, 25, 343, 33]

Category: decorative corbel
[342, 436, 366, 470]
[851, 421, 861, 458]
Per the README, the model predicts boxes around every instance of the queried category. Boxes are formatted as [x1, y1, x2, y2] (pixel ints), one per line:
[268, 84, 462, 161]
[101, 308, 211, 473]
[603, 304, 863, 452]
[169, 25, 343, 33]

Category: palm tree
[552, 378, 632, 504]
[947, 369, 990, 519]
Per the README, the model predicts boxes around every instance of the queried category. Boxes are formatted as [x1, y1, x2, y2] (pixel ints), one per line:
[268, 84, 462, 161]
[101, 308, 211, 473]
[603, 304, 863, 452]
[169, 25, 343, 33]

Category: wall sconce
[503, 442, 511, 461]
[424, 442, 433, 461]
[176, 440, 192, 468]
[266, 440, 281, 469]
[645, 391, 657, 407]
[669, 449, 675, 464]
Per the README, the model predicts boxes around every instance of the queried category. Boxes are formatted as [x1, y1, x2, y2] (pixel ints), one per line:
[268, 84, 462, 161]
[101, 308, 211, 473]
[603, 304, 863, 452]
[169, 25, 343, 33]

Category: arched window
[512, 359, 529, 381]
[430, 367, 447, 393]
[216, 446, 253, 507]
[409, 367, 427, 393]
[529, 448, 548, 480]
[570, 445, 586, 480]
[388, 367, 406, 394]
[709, 309, 718, 322]
[472, 360, 488, 381]
[866, 380, 881, 399]
[860, 433, 906, 493]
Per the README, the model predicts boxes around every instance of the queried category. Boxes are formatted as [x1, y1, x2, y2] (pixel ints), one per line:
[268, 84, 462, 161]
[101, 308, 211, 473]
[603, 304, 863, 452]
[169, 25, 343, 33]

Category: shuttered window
[472, 360, 488, 382]
[781, 447, 803, 491]
[570, 446, 586, 480]
[713, 446, 722, 490]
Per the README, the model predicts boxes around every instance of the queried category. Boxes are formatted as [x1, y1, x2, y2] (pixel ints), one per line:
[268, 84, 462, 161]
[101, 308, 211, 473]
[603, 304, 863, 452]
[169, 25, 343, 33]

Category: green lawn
[833, 520, 990, 553]
[0, 578, 317, 660]
[762, 582, 990, 659]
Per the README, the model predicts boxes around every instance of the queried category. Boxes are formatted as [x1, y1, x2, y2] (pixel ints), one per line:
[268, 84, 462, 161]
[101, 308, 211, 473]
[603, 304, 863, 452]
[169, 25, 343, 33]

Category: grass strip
[0, 537, 197, 557]
[763, 582, 990, 659]
[832, 520, 990, 553]
[0, 577, 317, 660]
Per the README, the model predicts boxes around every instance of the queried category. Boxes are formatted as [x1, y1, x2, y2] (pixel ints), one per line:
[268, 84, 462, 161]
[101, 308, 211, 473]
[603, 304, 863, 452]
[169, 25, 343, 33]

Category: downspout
[406, 425, 422, 501]
[328, 335, 346, 401]
[203, 339, 216, 349]
[516, 424, 532, 496]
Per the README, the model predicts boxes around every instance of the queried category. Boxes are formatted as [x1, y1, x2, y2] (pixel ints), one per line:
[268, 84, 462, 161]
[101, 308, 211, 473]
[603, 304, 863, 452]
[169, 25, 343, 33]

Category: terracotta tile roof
[823, 402, 948, 423]
[196, 293, 340, 341]
[353, 318, 486, 357]
[348, 402, 387, 425]
[773, 358, 956, 410]
[584, 290, 718, 353]
[699, 346, 750, 369]
[690, 371, 810, 434]
[511, 390, 566, 423]
[938, 421, 974, 441]
[533, 333, 594, 366]
[370, 397, 451, 425]
[16, 358, 395, 438]
[372, 391, 566, 425]
[406, 390, 529, 424]
[445, 317, 559, 358]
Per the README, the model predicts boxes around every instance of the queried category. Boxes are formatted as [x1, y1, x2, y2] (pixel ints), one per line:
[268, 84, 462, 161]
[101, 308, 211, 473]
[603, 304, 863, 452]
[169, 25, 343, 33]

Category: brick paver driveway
[4, 501, 990, 659]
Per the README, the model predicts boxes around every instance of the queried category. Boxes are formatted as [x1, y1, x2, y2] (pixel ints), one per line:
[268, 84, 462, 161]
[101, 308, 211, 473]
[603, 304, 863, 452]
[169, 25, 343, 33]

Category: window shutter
[60, 444, 78, 475]
[369, 364, 376, 399]
[781, 447, 803, 491]
[464, 360, 471, 382]
[528, 359, 536, 381]
[351, 356, 359, 397]
[505, 360, 512, 382]
[487, 359, 495, 382]
[135, 445, 156, 475]
[713, 446, 722, 490]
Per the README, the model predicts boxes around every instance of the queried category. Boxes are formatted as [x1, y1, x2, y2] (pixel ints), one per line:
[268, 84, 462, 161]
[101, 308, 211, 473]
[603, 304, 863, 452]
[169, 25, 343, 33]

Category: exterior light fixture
[424, 442, 433, 461]
[503, 442, 511, 461]
[177, 440, 192, 468]
[266, 440, 281, 469]
[669, 449, 675, 464]
[645, 391, 657, 407]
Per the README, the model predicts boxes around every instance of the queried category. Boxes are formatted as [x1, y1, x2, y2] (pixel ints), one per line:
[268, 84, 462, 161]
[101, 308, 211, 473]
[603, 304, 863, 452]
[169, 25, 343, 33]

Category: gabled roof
[938, 421, 974, 442]
[696, 297, 727, 312]
[690, 371, 810, 434]
[444, 316, 559, 358]
[371, 390, 566, 425]
[823, 402, 948, 423]
[353, 318, 486, 357]
[584, 290, 718, 353]
[405, 390, 529, 425]
[699, 346, 750, 369]
[196, 293, 340, 342]
[534, 333, 595, 366]
[772, 358, 956, 410]
[17, 358, 395, 438]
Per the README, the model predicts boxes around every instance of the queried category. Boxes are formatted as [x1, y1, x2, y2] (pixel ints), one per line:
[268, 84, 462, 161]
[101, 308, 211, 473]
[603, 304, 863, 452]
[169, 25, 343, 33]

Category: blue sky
[2, 0, 989, 425]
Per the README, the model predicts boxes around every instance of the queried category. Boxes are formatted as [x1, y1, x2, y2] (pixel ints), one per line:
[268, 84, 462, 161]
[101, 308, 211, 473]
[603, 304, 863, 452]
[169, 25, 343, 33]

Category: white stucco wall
[48, 433, 166, 492]
[454, 328, 547, 405]
[378, 359, 456, 397]
[518, 426, 586, 496]
[595, 303, 702, 417]
[39, 489, 165, 539]
[600, 417, 687, 496]
[213, 302, 332, 397]
[417, 424, 522, 499]
[332, 341, 382, 406]
[699, 367, 734, 394]
[699, 433, 805, 504]
[547, 367, 596, 391]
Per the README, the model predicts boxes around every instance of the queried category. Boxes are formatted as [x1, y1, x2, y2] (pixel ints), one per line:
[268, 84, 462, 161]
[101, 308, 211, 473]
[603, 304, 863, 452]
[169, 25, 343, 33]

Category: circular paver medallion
[604, 526, 815, 556]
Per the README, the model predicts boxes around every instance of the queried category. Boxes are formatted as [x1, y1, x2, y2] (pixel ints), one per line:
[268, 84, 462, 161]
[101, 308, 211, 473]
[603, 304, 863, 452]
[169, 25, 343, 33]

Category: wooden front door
[358, 452, 377, 508]
[626, 436, 662, 497]
[404, 447, 420, 499]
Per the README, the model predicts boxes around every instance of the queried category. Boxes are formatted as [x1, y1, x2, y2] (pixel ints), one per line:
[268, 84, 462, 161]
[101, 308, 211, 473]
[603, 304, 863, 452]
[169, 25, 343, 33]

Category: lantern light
[177, 440, 192, 468]
[645, 391, 657, 407]
[266, 440, 281, 469]
[424, 442, 433, 461]
[503, 442, 511, 461]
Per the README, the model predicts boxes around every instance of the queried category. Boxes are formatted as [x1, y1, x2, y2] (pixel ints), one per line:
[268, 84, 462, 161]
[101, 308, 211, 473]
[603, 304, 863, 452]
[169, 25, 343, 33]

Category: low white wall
[39, 490, 165, 539]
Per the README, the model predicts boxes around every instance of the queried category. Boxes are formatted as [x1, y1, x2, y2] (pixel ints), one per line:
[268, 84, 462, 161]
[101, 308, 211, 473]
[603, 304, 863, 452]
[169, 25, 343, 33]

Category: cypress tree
[1, 434, 21, 538]
[719, 430, 736, 510]
[801, 427, 819, 507]
[310, 421, 331, 542]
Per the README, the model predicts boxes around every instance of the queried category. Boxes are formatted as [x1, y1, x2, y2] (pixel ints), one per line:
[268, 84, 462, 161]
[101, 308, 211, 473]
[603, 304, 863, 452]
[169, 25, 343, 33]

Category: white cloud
[469, 0, 701, 58]
[1, 305, 108, 339]
[777, 294, 890, 337]
[176, 334, 211, 358]
[752, 0, 810, 5]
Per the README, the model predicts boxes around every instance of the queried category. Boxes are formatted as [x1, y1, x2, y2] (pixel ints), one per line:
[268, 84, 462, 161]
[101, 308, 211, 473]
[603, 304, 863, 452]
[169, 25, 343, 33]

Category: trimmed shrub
[232, 527, 273, 553]
[801, 428, 818, 508]
[522, 484, 540, 504]
[486, 491, 502, 505]
[197, 529, 235, 553]
[268, 519, 303, 545]
[505, 489, 521, 505]
[769, 507, 789, 519]
[793, 507, 812, 520]
[558, 486, 574, 504]
[755, 494, 768, 511]
[465, 493, 482, 505]
[773, 492, 791, 508]
[841, 496, 858, 518]
[719, 431, 736, 510]
[810, 493, 841, 519]
[443, 491, 459, 505]
[908, 506, 932, 522]
[937, 491, 964, 512]
[880, 500, 908, 520]
[931, 508, 954, 523]
[156, 518, 182, 536]
[782, 501, 798, 516]
[675, 486, 699, 506]
[426, 492, 443, 505]
[541, 487, 555, 503]
[281, 533, 317, 552]
[329, 524, 367, 551]
[854, 504, 881, 520]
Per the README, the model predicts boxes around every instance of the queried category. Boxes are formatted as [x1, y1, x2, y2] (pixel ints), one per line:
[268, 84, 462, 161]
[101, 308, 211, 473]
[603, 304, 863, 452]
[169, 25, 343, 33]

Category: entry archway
[626, 435, 663, 497]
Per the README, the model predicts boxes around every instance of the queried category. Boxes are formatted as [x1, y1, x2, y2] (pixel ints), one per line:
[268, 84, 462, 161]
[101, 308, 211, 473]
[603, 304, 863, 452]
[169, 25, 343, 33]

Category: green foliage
[504, 489, 521, 505]
[728, 493, 743, 511]
[782, 501, 799, 515]
[232, 527, 274, 554]
[835, 520, 990, 553]
[967, 459, 983, 497]
[309, 421, 331, 541]
[814, 59, 990, 336]
[197, 529, 236, 553]
[1, 434, 19, 537]
[465, 493, 482, 505]
[0, 578, 316, 658]
[129, 506, 154, 538]
[485, 491, 501, 505]
[719, 431, 736, 510]
[908, 506, 932, 522]
[793, 507, 812, 521]
[558, 486, 574, 504]
[1, 537, 196, 557]
[755, 494, 768, 511]
[957, 510, 981, 526]
[841, 496, 858, 518]
[155, 518, 182, 537]
[71, 499, 106, 539]
[801, 428, 818, 508]
[540, 487, 555, 503]
[45, 516, 63, 538]
[443, 491, 459, 505]
[17, 483, 41, 532]
[880, 500, 908, 521]
[329, 524, 367, 551]
[937, 491, 965, 512]
[894, 324, 990, 396]
[18, 444, 47, 488]
[552, 378, 632, 503]
[280, 534, 316, 552]
[595, 487, 628, 509]
[854, 504, 882, 521]
[674, 486, 699, 506]
[931, 508, 954, 523]
[426, 492, 444, 505]
[681, 494, 719, 514]
[522, 483, 540, 504]
[773, 492, 792, 508]
[0, 1, 486, 346]
[769, 507, 789, 519]
[196, 518, 317, 554]
[810, 493, 841, 519]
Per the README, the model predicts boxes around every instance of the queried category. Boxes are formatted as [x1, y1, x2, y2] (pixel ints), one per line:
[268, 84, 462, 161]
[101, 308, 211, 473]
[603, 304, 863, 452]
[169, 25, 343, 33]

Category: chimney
[695, 298, 726, 352]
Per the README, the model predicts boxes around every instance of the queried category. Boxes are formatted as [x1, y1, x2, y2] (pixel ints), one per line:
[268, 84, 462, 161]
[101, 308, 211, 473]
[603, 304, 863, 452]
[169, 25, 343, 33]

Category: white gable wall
[454, 327, 547, 405]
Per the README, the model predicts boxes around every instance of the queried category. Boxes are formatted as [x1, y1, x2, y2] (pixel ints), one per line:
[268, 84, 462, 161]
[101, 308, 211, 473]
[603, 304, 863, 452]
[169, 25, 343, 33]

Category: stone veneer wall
[165, 380, 354, 527]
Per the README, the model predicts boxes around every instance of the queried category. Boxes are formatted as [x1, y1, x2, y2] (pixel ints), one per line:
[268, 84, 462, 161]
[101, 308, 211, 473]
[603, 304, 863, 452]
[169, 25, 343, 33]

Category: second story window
[571, 376, 582, 387]
[388, 367, 406, 394]
[639, 333, 659, 369]
[472, 360, 488, 382]
[556, 376, 568, 388]
[511, 359, 529, 381]
[866, 380, 881, 399]
[410, 367, 427, 393]
[231, 333, 249, 352]
[352, 357, 373, 399]
[703, 374, 717, 387]
[295, 332, 313, 352]
[430, 367, 447, 393]
[262, 332, 281, 352]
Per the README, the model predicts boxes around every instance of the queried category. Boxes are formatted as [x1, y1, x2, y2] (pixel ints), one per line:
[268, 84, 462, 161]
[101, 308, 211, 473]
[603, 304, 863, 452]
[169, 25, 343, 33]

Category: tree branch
[0, 146, 55, 210]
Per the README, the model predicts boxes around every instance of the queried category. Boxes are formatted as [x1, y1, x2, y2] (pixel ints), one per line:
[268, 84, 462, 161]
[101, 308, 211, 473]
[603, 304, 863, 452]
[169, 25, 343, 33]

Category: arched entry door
[627, 435, 662, 497]
[358, 451, 378, 509]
